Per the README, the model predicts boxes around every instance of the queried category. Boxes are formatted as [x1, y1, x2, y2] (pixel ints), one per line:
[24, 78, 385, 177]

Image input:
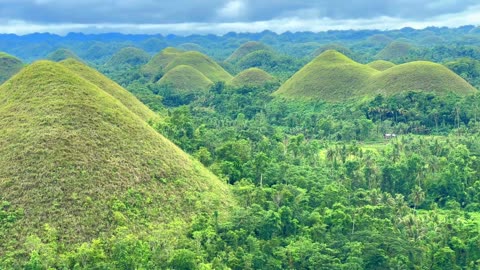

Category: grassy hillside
[60, 59, 159, 122]
[157, 65, 213, 93]
[367, 60, 396, 71]
[311, 44, 353, 58]
[274, 50, 379, 101]
[46, 48, 81, 62]
[363, 61, 478, 96]
[0, 61, 232, 254]
[105, 47, 151, 67]
[228, 67, 278, 88]
[226, 41, 271, 62]
[0, 52, 23, 84]
[142, 47, 183, 78]
[164, 51, 233, 82]
[375, 41, 416, 61]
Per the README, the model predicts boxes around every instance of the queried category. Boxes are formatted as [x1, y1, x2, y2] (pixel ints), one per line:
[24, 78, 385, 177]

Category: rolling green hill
[367, 60, 396, 71]
[60, 59, 158, 122]
[375, 41, 416, 61]
[142, 47, 183, 79]
[0, 52, 23, 84]
[178, 43, 204, 52]
[105, 47, 151, 67]
[274, 50, 379, 101]
[362, 61, 477, 96]
[311, 44, 353, 58]
[228, 67, 277, 88]
[46, 48, 81, 62]
[157, 65, 214, 93]
[226, 41, 271, 62]
[0, 61, 232, 254]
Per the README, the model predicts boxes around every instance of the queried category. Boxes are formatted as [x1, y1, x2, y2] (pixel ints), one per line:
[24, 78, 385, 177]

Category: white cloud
[217, 0, 247, 19]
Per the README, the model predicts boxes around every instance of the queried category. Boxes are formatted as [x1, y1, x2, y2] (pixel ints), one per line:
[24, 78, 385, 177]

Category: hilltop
[274, 50, 476, 102]
[142, 48, 232, 82]
[226, 41, 271, 62]
[0, 61, 232, 254]
[274, 50, 378, 101]
[60, 59, 158, 122]
[178, 43, 204, 52]
[105, 47, 151, 67]
[228, 67, 278, 88]
[367, 60, 396, 71]
[46, 48, 82, 62]
[157, 65, 214, 94]
[363, 61, 477, 96]
[0, 52, 23, 84]
[375, 41, 416, 61]
[311, 44, 353, 58]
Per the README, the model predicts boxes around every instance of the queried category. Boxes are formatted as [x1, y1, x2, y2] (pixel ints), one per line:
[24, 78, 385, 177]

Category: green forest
[1, 26, 480, 269]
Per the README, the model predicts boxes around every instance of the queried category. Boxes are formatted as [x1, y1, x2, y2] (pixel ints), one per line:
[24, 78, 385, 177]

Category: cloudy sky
[1, 0, 480, 35]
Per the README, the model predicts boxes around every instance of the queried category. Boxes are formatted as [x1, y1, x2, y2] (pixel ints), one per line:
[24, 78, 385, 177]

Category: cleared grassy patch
[228, 67, 278, 88]
[157, 65, 214, 94]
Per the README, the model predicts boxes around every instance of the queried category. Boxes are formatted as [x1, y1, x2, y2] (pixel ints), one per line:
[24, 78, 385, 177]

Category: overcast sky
[1, 0, 480, 35]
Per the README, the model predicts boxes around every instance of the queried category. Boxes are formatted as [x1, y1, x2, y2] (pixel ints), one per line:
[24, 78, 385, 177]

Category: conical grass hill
[178, 43, 204, 52]
[311, 44, 353, 58]
[105, 46, 151, 67]
[226, 41, 271, 63]
[0, 52, 23, 84]
[228, 67, 278, 88]
[375, 41, 416, 61]
[142, 48, 232, 82]
[0, 61, 232, 254]
[157, 65, 214, 94]
[274, 50, 379, 101]
[362, 61, 477, 96]
[46, 48, 82, 62]
[367, 60, 396, 71]
[60, 58, 158, 122]
[274, 51, 477, 102]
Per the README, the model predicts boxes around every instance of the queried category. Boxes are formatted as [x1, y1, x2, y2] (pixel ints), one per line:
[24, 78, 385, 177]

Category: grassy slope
[158, 65, 214, 93]
[363, 61, 478, 96]
[228, 67, 277, 88]
[46, 48, 81, 62]
[0, 61, 232, 252]
[0, 52, 23, 84]
[178, 43, 204, 52]
[375, 41, 415, 60]
[274, 50, 379, 101]
[105, 47, 151, 67]
[142, 47, 183, 78]
[226, 41, 270, 62]
[60, 59, 158, 122]
[165, 51, 233, 82]
[367, 60, 396, 71]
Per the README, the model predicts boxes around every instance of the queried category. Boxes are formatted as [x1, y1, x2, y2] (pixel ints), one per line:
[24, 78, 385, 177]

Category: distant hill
[143, 48, 232, 82]
[311, 44, 353, 58]
[226, 41, 271, 62]
[366, 34, 394, 47]
[105, 47, 151, 67]
[157, 65, 214, 94]
[367, 60, 396, 71]
[274, 50, 476, 102]
[60, 58, 158, 122]
[0, 61, 232, 254]
[363, 61, 477, 96]
[228, 67, 278, 88]
[375, 41, 416, 61]
[46, 48, 81, 62]
[177, 43, 204, 52]
[0, 52, 23, 84]
[274, 50, 378, 101]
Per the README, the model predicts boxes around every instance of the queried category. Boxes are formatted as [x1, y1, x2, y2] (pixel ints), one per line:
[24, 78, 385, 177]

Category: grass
[0, 52, 23, 84]
[363, 61, 478, 96]
[0, 61, 233, 254]
[375, 41, 416, 61]
[157, 65, 214, 93]
[226, 41, 271, 62]
[228, 67, 277, 88]
[274, 50, 379, 101]
[105, 47, 151, 67]
[311, 43, 353, 58]
[367, 60, 396, 71]
[142, 48, 232, 82]
[274, 50, 477, 102]
[46, 48, 81, 62]
[177, 43, 204, 52]
[60, 59, 159, 122]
